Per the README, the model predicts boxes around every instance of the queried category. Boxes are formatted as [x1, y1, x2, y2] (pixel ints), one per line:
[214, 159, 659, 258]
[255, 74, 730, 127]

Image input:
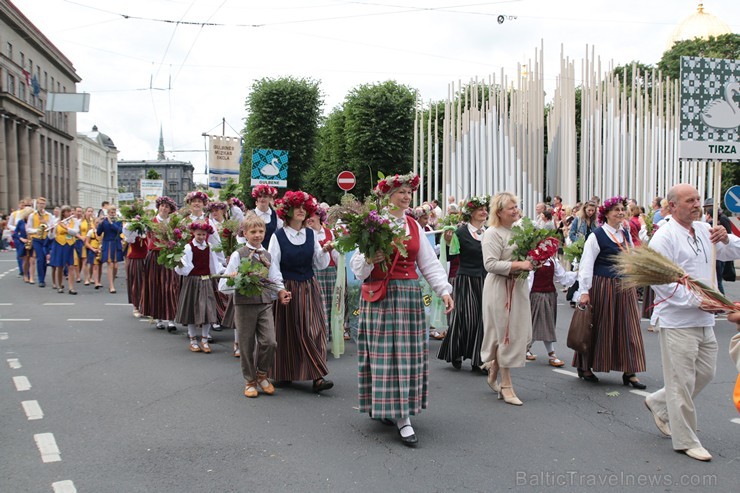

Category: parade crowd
[2, 175, 739, 460]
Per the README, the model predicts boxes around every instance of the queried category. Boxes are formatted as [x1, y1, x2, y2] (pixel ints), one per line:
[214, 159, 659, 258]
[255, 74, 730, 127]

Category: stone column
[29, 128, 41, 199]
[18, 125, 31, 199]
[0, 116, 7, 212]
[5, 119, 19, 208]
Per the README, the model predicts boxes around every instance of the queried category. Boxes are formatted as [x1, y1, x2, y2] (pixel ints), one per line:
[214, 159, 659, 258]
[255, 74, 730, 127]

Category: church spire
[157, 126, 165, 161]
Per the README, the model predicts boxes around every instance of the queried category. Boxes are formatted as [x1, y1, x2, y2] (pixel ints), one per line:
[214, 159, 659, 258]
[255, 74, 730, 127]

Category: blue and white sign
[724, 185, 740, 214]
[251, 149, 288, 188]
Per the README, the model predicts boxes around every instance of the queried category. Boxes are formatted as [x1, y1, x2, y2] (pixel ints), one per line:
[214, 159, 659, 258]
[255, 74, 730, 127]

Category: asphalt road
[1, 254, 739, 492]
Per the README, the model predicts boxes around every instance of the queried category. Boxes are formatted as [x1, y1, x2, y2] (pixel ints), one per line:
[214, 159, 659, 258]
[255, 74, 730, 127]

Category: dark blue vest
[276, 228, 314, 281]
[592, 227, 628, 279]
[262, 207, 277, 249]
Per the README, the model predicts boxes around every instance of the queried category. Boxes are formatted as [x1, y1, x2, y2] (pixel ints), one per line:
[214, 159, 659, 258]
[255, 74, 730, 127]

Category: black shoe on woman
[452, 359, 462, 370]
[623, 373, 646, 389]
[577, 368, 599, 383]
[312, 378, 334, 392]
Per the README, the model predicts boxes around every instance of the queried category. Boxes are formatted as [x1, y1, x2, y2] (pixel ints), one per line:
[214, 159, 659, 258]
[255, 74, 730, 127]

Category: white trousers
[646, 326, 717, 450]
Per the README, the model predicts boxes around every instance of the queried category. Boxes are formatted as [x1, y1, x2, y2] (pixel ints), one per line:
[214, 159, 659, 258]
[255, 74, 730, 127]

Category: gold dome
[665, 3, 732, 51]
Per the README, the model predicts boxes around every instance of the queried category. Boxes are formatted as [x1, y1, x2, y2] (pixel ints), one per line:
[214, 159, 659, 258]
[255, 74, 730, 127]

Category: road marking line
[0, 332, 8, 340]
[552, 368, 579, 378]
[52, 481, 77, 493]
[13, 376, 31, 391]
[0, 302, 12, 305]
[34, 433, 61, 462]
[629, 389, 651, 398]
[731, 418, 740, 425]
[22, 400, 44, 420]
[104, 303, 131, 306]
[44, 303, 75, 306]
[67, 319, 103, 322]
[7, 358, 21, 369]
[0, 319, 31, 322]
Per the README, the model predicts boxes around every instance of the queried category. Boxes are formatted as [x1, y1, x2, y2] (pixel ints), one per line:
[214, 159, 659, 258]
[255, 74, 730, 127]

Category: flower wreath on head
[205, 201, 228, 213]
[314, 204, 328, 224]
[189, 221, 214, 236]
[598, 196, 628, 226]
[155, 196, 177, 213]
[185, 190, 209, 204]
[461, 195, 491, 222]
[274, 190, 318, 221]
[229, 197, 245, 211]
[252, 184, 278, 199]
[374, 172, 420, 197]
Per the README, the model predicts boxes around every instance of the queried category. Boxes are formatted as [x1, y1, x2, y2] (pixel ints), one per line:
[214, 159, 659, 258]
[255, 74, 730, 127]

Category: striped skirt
[530, 291, 558, 342]
[139, 250, 180, 321]
[175, 276, 219, 326]
[126, 257, 146, 310]
[572, 275, 646, 373]
[438, 275, 484, 366]
[641, 286, 655, 319]
[316, 265, 337, 333]
[272, 278, 328, 381]
[221, 295, 235, 328]
[358, 279, 427, 419]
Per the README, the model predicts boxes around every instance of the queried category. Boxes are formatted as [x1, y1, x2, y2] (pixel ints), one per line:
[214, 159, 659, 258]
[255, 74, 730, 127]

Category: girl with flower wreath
[574, 196, 646, 388]
[268, 190, 334, 392]
[122, 213, 149, 318]
[251, 185, 282, 248]
[305, 204, 341, 340]
[350, 172, 454, 448]
[438, 195, 490, 372]
[140, 196, 180, 332]
[175, 221, 225, 353]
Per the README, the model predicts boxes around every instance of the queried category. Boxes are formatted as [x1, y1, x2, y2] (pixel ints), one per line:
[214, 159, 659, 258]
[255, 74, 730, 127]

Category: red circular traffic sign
[337, 170, 356, 191]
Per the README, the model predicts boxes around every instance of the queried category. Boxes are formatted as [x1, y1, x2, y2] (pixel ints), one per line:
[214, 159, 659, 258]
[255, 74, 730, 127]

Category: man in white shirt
[644, 183, 740, 462]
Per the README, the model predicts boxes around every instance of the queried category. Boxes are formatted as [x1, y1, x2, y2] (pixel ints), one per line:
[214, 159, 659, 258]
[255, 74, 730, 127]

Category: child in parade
[49, 205, 80, 294]
[219, 214, 289, 397]
[306, 205, 341, 339]
[251, 185, 282, 248]
[175, 221, 224, 353]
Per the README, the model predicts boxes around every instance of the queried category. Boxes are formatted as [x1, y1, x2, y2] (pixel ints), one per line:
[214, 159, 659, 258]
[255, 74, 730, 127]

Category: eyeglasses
[686, 235, 708, 263]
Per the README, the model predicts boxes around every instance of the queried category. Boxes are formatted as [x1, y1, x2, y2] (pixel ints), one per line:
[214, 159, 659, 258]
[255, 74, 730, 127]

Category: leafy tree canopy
[146, 169, 161, 180]
[658, 33, 740, 81]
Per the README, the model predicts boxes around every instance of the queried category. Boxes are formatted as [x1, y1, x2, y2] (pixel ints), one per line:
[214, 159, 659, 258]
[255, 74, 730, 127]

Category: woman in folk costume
[349, 173, 454, 448]
[140, 196, 180, 332]
[96, 204, 124, 293]
[305, 204, 341, 339]
[438, 195, 489, 372]
[480, 192, 534, 406]
[268, 190, 334, 392]
[49, 205, 80, 294]
[13, 207, 35, 283]
[175, 221, 224, 353]
[78, 207, 96, 286]
[251, 185, 282, 249]
[122, 218, 149, 318]
[574, 196, 646, 388]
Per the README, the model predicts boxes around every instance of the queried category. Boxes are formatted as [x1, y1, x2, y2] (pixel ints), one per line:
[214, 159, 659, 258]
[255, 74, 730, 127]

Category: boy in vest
[219, 214, 290, 398]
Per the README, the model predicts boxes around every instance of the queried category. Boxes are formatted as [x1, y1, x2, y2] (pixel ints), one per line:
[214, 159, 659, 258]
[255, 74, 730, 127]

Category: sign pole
[711, 160, 721, 289]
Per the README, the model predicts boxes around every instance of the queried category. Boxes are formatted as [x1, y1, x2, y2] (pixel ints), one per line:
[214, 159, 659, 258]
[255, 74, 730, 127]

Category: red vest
[127, 236, 148, 259]
[531, 261, 555, 293]
[189, 242, 211, 276]
[320, 226, 335, 267]
[369, 215, 420, 281]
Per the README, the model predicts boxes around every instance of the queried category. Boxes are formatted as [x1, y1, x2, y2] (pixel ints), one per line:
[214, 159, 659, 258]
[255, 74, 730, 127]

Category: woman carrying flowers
[306, 204, 341, 340]
[349, 173, 454, 448]
[268, 190, 334, 392]
[122, 203, 151, 318]
[438, 195, 489, 372]
[574, 196, 646, 388]
[251, 185, 282, 248]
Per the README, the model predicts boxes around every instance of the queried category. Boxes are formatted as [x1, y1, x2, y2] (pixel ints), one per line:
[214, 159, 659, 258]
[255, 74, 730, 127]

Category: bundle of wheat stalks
[615, 245, 738, 314]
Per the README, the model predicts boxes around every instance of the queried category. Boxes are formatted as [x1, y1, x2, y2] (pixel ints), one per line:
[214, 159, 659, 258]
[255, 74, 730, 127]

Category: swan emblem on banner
[700, 81, 740, 129]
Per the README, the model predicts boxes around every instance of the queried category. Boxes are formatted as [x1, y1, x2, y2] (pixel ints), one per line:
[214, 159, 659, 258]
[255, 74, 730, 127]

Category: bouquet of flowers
[441, 212, 462, 228]
[152, 212, 191, 269]
[120, 200, 149, 220]
[214, 218, 240, 259]
[333, 196, 409, 269]
[226, 258, 279, 297]
[509, 217, 560, 280]
[563, 236, 586, 264]
[121, 200, 154, 235]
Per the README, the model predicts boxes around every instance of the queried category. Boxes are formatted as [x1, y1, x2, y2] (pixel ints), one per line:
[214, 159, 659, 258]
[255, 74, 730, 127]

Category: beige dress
[480, 225, 532, 368]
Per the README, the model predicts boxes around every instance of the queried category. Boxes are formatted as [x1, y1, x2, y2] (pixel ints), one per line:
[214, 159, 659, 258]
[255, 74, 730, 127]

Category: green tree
[241, 77, 323, 193]
[342, 81, 417, 196]
[658, 33, 740, 81]
[303, 107, 348, 204]
[146, 169, 161, 180]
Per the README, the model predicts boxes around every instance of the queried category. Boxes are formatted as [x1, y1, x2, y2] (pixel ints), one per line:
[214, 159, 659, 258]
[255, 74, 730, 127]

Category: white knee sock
[544, 341, 555, 354]
[397, 417, 414, 437]
[187, 324, 198, 338]
[201, 324, 211, 339]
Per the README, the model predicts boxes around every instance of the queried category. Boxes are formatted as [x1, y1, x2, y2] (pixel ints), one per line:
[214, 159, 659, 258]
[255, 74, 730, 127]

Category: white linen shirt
[349, 215, 453, 298]
[577, 223, 633, 293]
[253, 207, 283, 229]
[267, 226, 329, 292]
[174, 240, 224, 277]
[218, 245, 278, 296]
[649, 219, 740, 329]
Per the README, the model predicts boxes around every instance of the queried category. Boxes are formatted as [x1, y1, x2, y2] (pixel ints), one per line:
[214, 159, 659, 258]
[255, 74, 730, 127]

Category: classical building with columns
[77, 125, 119, 208]
[0, 0, 80, 212]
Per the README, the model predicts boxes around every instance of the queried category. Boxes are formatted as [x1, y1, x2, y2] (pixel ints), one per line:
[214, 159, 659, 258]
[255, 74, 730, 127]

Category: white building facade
[77, 125, 118, 208]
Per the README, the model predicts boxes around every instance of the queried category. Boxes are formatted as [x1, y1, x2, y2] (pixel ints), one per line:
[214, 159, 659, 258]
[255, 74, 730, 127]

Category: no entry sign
[337, 170, 356, 191]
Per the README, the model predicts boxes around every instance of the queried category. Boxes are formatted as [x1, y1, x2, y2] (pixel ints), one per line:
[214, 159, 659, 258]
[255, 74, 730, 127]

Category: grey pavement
[0, 254, 739, 492]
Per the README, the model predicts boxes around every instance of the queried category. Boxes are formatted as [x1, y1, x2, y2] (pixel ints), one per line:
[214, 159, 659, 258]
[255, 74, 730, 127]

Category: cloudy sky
[11, 0, 740, 183]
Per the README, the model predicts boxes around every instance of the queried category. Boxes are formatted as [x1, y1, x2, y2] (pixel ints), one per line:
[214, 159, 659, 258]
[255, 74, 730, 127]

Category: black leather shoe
[577, 368, 599, 383]
[398, 425, 418, 447]
[452, 359, 462, 370]
[623, 373, 647, 389]
[312, 378, 334, 392]
[211, 324, 223, 332]
[273, 380, 292, 388]
[39, 282, 46, 288]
